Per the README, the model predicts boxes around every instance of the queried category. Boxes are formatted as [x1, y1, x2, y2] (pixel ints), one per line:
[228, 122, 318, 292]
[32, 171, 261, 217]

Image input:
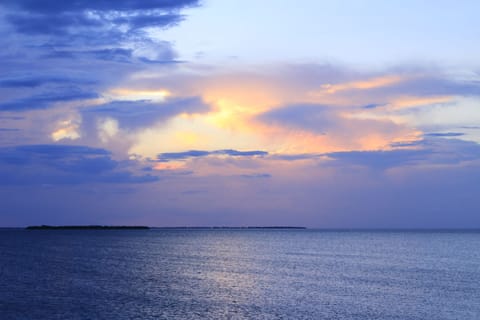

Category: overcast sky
[1, 0, 480, 227]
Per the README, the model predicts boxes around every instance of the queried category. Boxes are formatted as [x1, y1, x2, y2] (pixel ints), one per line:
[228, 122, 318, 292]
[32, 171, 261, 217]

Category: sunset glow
[1, 0, 479, 228]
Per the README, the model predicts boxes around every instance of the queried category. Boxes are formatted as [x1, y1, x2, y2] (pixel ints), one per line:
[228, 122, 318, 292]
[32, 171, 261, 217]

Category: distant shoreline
[25, 225, 306, 230]
[26, 225, 150, 230]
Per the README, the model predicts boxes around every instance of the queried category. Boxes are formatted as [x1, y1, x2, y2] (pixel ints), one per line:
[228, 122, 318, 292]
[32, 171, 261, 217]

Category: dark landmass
[26, 225, 150, 230]
[25, 225, 306, 230]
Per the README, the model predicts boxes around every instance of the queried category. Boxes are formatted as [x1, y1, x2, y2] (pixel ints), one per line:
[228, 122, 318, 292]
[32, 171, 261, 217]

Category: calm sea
[1, 229, 479, 319]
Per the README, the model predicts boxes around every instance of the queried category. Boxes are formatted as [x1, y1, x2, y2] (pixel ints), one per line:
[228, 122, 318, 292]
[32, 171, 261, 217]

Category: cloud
[48, 48, 134, 63]
[0, 75, 95, 88]
[0, 0, 199, 130]
[309, 69, 480, 99]
[0, 0, 194, 74]
[362, 103, 385, 109]
[259, 104, 333, 134]
[138, 57, 183, 64]
[0, 144, 158, 185]
[0, 88, 98, 111]
[158, 149, 268, 161]
[325, 149, 431, 170]
[324, 138, 480, 169]
[389, 141, 423, 148]
[424, 132, 465, 137]
[317, 75, 406, 94]
[257, 102, 415, 153]
[2, 0, 199, 43]
[43, 46, 179, 64]
[51, 119, 82, 142]
[114, 13, 181, 30]
[387, 76, 480, 97]
[1, 0, 198, 12]
[240, 173, 271, 179]
[82, 97, 210, 130]
[97, 118, 119, 142]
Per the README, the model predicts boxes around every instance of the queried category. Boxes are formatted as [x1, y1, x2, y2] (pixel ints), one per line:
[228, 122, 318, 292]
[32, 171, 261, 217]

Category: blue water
[1, 229, 479, 319]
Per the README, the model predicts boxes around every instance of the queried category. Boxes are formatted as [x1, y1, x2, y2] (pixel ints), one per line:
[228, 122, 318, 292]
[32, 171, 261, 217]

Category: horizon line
[1, 225, 480, 231]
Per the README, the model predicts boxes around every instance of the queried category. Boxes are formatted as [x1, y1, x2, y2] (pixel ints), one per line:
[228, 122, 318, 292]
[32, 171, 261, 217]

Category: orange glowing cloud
[120, 69, 439, 160]
[389, 95, 453, 109]
[107, 88, 171, 101]
[51, 118, 81, 141]
[311, 75, 407, 96]
[153, 161, 185, 171]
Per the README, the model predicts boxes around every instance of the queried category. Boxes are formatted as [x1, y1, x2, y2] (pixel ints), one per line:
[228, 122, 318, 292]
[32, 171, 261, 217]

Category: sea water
[1, 229, 479, 319]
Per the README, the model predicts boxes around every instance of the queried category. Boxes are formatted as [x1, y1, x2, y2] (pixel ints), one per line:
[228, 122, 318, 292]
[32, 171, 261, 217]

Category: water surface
[1, 229, 479, 319]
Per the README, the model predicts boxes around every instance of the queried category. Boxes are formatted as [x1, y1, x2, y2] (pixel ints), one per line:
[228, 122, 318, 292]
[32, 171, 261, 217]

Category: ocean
[1, 229, 479, 319]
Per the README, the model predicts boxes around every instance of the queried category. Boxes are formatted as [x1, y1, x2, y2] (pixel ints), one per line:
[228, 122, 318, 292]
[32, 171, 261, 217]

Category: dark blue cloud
[43, 47, 177, 64]
[9, 12, 178, 40]
[389, 141, 423, 148]
[6, 12, 102, 36]
[0, 75, 95, 88]
[240, 173, 272, 179]
[82, 97, 209, 130]
[138, 57, 183, 65]
[424, 132, 465, 137]
[362, 103, 385, 109]
[69, 48, 133, 63]
[0, 88, 98, 111]
[0, 144, 109, 165]
[1, 0, 199, 12]
[1, 0, 199, 44]
[0, 0, 199, 76]
[160, 150, 209, 160]
[113, 13, 181, 30]
[219, 150, 269, 157]
[158, 149, 269, 161]
[0, 144, 158, 185]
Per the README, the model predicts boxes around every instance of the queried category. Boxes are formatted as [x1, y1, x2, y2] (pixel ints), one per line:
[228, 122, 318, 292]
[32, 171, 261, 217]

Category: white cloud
[97, 117, 119, 143]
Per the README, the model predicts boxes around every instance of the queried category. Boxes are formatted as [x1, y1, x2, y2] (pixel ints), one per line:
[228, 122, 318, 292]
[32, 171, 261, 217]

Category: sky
[1, 0, 480, 228]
